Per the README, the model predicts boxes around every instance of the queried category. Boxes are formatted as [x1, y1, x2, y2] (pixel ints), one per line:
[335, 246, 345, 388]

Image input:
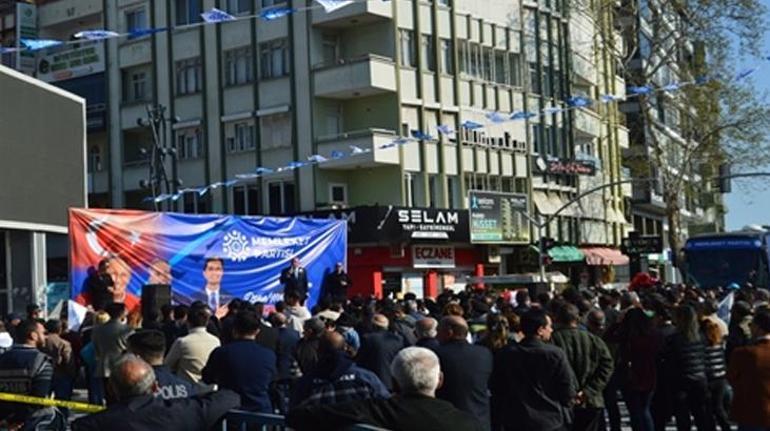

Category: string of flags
[0, 0, 760, 205]
[0, 0, 377, 54]
[139, 64, 757, 205]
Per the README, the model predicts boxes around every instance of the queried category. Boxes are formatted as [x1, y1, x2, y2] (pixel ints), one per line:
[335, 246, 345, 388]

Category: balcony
[314, 55, 397, 99]
[571, 53, 596, 85]
[574, 109, 601, 137]
[315, 128, 402, 169]
[311, 0, 392, 27]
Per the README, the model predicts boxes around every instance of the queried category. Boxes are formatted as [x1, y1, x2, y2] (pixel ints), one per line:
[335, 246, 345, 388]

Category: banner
[469, 191, 530, 244]
[69, 208, 347, 312]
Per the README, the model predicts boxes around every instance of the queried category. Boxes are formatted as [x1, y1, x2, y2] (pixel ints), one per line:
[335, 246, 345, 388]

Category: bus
[683, 227, 770, 289]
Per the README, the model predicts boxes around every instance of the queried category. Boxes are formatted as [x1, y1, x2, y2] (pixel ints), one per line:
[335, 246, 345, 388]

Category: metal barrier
[222, 410, 389, 431]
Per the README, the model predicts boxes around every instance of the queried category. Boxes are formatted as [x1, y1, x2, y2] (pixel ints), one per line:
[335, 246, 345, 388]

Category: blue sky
[722, 1, 770, 230]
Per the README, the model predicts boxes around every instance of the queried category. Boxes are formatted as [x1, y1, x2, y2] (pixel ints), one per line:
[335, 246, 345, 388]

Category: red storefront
[307, 206, 491, 299]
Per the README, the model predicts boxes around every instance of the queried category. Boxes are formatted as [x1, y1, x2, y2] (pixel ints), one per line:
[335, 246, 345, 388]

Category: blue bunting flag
[315, 0, 355, 13]
[485, 112, 508, 123]
[20, 38, 63, 51]
[201, 8, 236, 23]
[436, 125, 454, 135]
[461, 120, 484, 130]
[74, 30, 120, 40]
[627, 85, 653, 95]
[410, 130, 433, 141]
[259, 6, 296, 20]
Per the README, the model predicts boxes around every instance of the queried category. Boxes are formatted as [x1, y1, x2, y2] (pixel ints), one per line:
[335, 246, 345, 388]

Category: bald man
[72, 354, 240, 431]
[356, 314, 409, 391]
[435, 316, 494, 431]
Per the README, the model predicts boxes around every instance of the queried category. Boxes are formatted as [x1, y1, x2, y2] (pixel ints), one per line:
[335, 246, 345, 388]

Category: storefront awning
[548, 246, 585, 262]
[582, 247, 630, 266]
[533, 191, 557, 215]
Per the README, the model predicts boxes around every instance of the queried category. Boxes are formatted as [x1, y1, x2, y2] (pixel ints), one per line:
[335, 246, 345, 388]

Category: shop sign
[469, 191, 530, 244]
[16, 3, 37, 75]
[622, 236, 663, 255]
[304, 206, 470, 243]
[535, 157, 596, 176]
[412, 245, 455, 268]
[37, 45, 105, 82]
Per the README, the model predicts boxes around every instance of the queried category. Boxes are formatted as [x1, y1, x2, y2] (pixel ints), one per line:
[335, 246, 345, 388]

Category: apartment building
[1, 0, 641, 293]
[618, 0, 726, 278]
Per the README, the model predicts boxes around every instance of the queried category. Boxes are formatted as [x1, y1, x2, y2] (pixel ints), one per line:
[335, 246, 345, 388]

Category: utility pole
[138, 104, 180, 211]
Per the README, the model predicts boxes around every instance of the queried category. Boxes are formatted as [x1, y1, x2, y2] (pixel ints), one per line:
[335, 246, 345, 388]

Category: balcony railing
[313, 54, 397, 99]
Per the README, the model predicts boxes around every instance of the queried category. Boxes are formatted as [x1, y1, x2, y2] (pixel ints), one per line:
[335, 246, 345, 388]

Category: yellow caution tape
[0, 392, 106, 413]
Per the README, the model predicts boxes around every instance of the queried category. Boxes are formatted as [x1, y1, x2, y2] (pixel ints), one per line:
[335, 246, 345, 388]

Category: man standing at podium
[281, 258, 309, 304]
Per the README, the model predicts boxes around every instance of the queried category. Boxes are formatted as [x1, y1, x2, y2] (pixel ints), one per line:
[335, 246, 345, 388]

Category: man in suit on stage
[281, 258, 309, 304]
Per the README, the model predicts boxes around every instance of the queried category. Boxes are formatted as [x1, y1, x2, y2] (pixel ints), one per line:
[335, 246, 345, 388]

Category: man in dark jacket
[281, 258, 309, 303]
[253, 303, 279, 353]
[435, 316, 494, 431]
[201, 310, 276, 413]
[552, 304, 614, 431]
[72, 354, 239, 431]
[128, 330, 194, 400]
[490, 309, 576, 431]
[0, 319, 59, 428]
[323, 263, 352, 303]
[291, 331, 389, 407]
[288, 346, 482, 431]
[356, 314, 407, 391]
[415, 318, 440, 351]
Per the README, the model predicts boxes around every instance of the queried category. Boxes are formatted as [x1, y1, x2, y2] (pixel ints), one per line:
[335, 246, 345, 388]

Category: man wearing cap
[128, 330, 194, 400]
[356, 314, 408, 391]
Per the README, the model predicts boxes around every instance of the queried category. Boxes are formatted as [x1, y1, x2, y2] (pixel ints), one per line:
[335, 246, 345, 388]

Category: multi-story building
[618, 0, 727, 279]
[1, 0, 640, 294]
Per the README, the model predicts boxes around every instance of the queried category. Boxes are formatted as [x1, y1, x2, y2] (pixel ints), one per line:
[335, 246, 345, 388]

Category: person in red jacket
[727, 307, 770, 431]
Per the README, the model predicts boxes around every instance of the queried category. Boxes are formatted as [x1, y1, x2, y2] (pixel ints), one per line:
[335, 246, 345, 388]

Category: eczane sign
[413, 245, 456, 268]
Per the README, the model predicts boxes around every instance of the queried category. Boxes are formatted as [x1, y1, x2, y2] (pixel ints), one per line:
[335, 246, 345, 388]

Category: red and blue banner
[69, 208, 347, 312]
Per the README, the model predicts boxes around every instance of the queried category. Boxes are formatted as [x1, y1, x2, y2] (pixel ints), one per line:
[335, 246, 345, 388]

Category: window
[176, 58, 202, 95]
[458, 41, 468, 74]
[260, 39, 289, 79]
[226, 122, 256, 153]
[175, 0, 201, 25]
[529, 62, 540, 93]
[224, 0, 251, 14]
[542, 66, 551, 98]
[494, 51, 506, 84]
[175, 128, 203, 160]
[268, 182, 295, 215]
[404, 174, 416, 206]
[184, 192, 209, 214]
[88, 146, 102, 173]
[422, 35, 436, 72]
[447, 176, 458, 209]
[440, 39, 454, 74]
[224, 47, 254, 85]
[122, 66, 150, 103]
[262, 0, 286, 5]
[428, 175, 438, 208]
[233, 185, 260, 215]
[399, 29, 416, 67]
[125, 8, 147, 34]
[438, 0, 451, 5]
[260, 113, 292, 149]
[469, 43, 480, 77]
[321, 34, 340, 64]
[329, 183, 348, 205]
[482, 48, 492, 81]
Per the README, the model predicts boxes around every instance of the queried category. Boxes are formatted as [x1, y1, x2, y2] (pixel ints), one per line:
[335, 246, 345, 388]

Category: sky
[722, 1, 770, 230]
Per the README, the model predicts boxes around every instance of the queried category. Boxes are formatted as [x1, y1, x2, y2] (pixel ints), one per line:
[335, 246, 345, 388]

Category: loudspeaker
[141, 284, 171, 320]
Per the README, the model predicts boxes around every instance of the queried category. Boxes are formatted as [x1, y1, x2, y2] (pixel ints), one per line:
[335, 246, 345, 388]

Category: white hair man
[415, 318, 440, 351]
[288, 347, 482, 431]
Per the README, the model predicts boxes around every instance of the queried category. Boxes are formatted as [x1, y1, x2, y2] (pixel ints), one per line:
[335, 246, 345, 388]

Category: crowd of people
[1, 280, 770, 431]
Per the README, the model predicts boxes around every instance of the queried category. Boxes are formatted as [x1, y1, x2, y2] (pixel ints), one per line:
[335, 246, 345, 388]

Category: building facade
[2, 0, 706, 295]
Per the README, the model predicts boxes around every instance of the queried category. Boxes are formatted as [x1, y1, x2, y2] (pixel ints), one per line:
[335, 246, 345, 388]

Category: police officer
[127, 330, 194, 400]
[0, 319, 63, 429]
